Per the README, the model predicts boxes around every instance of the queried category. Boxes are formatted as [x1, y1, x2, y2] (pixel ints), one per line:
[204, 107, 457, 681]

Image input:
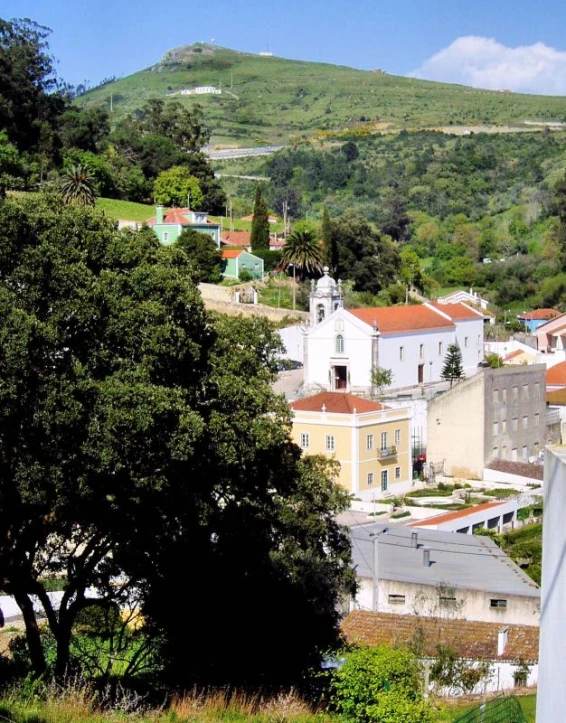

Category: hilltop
[78, 43, 566, 146]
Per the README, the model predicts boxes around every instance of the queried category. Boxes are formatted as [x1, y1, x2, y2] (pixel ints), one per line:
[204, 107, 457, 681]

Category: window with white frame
[493, 421, 499, 436]
[394, 429, 401, 445]
[380, 431, 388, 450]
[335, 334, 344, 354]
[464, 337, 469, 347]
[512, 418, 518, 432]
[367, 472, 374, 486]
[477, 334, 481, 345]
[535, 413, 540, 426]
[522, 446, 528, 460]
[388, 594, 405, 605]
[523, 416, 528, 430]
[438, 341, 443, 355]
[493, 389, 499, 403]
[399, 346, 405, 361]
[300, 433, 309, 449]
[395, 466, 401, 479]
[490, 598, 507, 609]
[381, 470, 388, 491]
[502, 419, 507, 433]
[419, 344, 424, 359]
[163, 232, 169, 241]
[366, 434, 374, 451]
[326, 435, 335, 452]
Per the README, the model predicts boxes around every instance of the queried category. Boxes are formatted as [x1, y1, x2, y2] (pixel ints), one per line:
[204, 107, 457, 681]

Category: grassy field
[96, 198, 154, 223]
[78, 43, 566, 146]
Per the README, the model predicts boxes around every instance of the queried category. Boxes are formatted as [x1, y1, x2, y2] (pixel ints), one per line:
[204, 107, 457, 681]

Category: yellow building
[290, 392, 412, 498]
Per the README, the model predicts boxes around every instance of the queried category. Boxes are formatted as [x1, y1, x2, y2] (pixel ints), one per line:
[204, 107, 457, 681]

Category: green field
[79, 43, 566, 146]
[96, 197, 154, 223]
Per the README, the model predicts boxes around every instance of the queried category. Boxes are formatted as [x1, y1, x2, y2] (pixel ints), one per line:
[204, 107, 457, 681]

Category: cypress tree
[441, 344, 465, 387]
[250, 185, 270, 251]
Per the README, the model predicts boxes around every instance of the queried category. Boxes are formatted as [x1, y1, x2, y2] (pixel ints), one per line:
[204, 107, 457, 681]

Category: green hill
[78, 43, 566, 146]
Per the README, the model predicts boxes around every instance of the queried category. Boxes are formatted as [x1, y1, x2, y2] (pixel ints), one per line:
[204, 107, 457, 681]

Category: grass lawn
[96, 198, 154, 223]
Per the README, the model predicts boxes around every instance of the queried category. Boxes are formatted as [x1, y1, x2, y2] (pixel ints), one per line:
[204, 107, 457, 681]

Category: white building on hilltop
[302, 269, 484, 394]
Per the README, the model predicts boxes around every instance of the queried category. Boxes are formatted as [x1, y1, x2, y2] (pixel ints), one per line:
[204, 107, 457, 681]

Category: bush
[331, 647, 433, 723]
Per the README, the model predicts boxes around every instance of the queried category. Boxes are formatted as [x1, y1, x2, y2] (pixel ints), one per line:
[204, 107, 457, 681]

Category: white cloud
[410, 36, 566, 95]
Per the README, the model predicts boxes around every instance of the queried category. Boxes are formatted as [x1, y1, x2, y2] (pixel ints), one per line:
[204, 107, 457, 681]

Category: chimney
[411, 531, 418, 548]
[156, 205, 164, 224]
[497, 627, 509, 656]
[422, 548, 430, 567]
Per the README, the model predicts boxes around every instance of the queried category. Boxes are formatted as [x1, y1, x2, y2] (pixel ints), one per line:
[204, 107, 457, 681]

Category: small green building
[221, 249, 264, 280]
[146, 206, 221, 247]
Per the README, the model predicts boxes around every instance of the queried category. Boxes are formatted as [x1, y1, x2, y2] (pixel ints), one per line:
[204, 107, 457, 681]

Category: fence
[453, 695, 527, 723]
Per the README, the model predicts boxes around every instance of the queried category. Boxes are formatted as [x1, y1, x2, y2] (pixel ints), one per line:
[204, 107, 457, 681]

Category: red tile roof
[221, 231, 251, 247]
[504, 349, 527, 361]
[518, 308, 561, 321]
[349, 305, 454, 334]
[410, 500, 505, 527]
[342, 611, 539, 661]
[429, 302, 484, 320]
[546, 361, 566, 386]
[290, 392, 389, 415]
[146, 208, 219, 226]
[221, 249, 244, 259]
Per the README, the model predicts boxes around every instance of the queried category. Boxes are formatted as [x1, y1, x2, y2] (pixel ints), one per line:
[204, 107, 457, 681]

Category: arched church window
[317, 305, 325, 323]
[336, 334, 345, 354]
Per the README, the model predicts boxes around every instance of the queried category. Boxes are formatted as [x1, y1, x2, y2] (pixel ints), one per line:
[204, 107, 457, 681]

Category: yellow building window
[367, 472, 374, 486]
[300, 433, 309, 449]
[366, 434, 374, 451]
[326, 435, 335, 452]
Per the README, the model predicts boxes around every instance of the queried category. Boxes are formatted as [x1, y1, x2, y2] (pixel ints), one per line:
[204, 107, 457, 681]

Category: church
[302, 268, 485, 395]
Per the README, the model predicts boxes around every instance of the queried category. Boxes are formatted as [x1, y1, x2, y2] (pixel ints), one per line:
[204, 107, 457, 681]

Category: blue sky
[5, 0, 566, 94]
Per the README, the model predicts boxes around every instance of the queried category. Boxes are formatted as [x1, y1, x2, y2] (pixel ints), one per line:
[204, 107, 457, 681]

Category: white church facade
[303, 269, 485, 394]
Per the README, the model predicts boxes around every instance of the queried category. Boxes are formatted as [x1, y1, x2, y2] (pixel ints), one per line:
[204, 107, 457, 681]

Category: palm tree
[60, 164, 97, 206]
[281, 230, 324, 280]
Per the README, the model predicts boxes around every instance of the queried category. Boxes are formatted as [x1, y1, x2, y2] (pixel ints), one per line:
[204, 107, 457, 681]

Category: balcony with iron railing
[378, 446, 397, 459]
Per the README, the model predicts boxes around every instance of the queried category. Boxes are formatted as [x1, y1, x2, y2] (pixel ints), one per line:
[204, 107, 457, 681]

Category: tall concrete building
[427, 365, 547, 478]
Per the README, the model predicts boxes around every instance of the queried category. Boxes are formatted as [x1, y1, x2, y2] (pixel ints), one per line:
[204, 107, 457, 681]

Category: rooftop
[348, 305, 455, 334]
[429, 301, 484, 320]
[518, 308, 561, 321]
[410, 500, 506, 527]
[342, 611, 539, 661]
[547, 387, 566, 405]
[290, 391, 389, 415]
[221, 249, 244, 259]
[146, 208, 219, 226]
[350, 523, 539, 598]
[546, 361, 566, 386]
[221, 230, 251, 247]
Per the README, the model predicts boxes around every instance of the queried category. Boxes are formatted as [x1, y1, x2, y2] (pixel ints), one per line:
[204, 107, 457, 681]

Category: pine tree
[250, 185, 270, 251]
[441, 344, 465, 387]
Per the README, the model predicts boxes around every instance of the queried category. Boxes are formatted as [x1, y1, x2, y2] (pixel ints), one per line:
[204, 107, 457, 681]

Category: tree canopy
[250, 185, 270, 251]
[0, 194, 354, 686]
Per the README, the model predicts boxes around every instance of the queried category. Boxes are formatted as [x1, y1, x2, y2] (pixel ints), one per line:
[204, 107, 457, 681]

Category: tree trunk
[55, 623, 72, 680]
[13, 590, 46, 677]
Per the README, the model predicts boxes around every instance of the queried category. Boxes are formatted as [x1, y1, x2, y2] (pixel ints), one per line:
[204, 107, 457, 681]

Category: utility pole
[370, 528, 389, 612]
[229, 200, 233, 233]
[110, 94, 113, 113]
[282, 201, 288, 240]
[290, 263, 296, 311]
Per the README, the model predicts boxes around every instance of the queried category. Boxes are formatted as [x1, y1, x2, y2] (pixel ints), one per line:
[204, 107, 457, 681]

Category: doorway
[418, 363, 424, 384]
[333, 365, 348, 390]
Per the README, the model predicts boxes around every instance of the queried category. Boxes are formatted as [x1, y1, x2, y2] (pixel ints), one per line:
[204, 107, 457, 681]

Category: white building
[537, 446, 566, 723]
[302, 269, 484, 394]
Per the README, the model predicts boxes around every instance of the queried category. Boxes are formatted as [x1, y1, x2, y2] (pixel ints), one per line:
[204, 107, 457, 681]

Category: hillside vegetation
[78, 43, 566, 146]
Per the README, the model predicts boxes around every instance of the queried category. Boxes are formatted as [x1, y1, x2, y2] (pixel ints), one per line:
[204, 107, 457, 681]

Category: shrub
[330, 647, 433, 723]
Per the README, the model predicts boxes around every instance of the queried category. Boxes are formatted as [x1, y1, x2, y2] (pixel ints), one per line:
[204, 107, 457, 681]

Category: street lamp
[370, 527, 389, 612]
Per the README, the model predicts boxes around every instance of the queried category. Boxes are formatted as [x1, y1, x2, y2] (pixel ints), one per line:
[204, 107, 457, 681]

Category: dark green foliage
[250, 185, 270, 251]
[330, 214, 400, 294]
[177, 227, 223, 282]
[330, 647, 433, 723]
[281, 229, 324, 279]
[60, 163, 97, 205]
[0, 196, 355, 686]
[441, 344, 465, 387]
[250, 248, 282, 272]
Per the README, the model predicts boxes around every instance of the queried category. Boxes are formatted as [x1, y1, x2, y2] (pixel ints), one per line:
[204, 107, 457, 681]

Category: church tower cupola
[310, 267, 343, 325]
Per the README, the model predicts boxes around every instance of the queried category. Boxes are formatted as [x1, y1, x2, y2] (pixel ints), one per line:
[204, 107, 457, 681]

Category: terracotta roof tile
[518, 308, 561, 321]
[546, 361, 566, 386]
[221, 249, 243, 259]
[410, 501, 505, 527]
[504, 349, 526, 361]
[349, 306, 455, 334]
[290, 392, 389, 415]
[342, 611, 539, 662]
[221, 231, 251, 247]
[429, 302, 484, 320]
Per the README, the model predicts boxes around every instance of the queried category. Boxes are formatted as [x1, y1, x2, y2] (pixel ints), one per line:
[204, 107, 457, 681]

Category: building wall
[484, 365, 546, 466]
[537, 446, 566, 723]
[427, 372, 485, 478]
[354, 578, 539, 626]
[453, 317, 484, 374]
[237, 252, 264, 279]
[222, 258, 238, 278]
[151, 222, 220, 247]
[303, 311, 374, 392]
[290, 407, 411, 496]
[378, 327, 457, 390]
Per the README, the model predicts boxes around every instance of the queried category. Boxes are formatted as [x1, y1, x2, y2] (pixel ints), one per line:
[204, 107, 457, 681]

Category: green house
[146, 206, 221, 246]
[221, 249, 264, 279]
